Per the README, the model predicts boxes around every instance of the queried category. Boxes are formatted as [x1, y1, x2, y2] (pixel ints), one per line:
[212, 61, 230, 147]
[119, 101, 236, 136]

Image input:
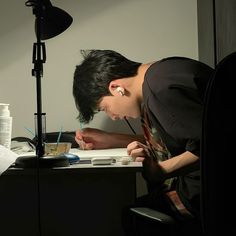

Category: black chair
[201, 52, 236, 235]
[130, 52, 236, 235]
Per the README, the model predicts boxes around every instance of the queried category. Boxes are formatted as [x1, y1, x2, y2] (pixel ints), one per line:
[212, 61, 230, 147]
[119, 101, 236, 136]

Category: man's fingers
[127, 141, 147, 155]
[129, 147, 146, 158]
[134, 157, 145, 162]
[75, 137, 93, 150]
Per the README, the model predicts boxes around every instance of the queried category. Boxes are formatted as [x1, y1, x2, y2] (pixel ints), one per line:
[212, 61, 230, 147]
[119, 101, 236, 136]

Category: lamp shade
[35, 1, 73, 40]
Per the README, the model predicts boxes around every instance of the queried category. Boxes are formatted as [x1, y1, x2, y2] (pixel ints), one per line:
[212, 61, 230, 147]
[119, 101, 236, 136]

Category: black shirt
[142, 57, 214, 216]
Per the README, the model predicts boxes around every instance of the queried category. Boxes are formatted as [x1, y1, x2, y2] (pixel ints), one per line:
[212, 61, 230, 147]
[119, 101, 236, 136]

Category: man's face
[97, 94, 141, 121]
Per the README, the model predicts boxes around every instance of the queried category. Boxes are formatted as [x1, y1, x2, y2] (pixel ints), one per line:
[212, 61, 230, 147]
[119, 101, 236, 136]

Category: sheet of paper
[69, 148, 129, 160]
[0, 145, 18, 175]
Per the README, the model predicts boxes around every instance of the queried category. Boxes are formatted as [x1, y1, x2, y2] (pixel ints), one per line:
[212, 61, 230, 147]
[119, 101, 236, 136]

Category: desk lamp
[15, 0, 73, 168]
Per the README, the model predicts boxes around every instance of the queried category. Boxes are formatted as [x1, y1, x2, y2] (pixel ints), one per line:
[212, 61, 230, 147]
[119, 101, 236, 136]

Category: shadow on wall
[0, 0, 128, 71]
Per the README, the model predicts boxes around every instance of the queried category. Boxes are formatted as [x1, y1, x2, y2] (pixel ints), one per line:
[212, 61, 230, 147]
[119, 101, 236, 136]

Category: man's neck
[134, 63, 153, 100]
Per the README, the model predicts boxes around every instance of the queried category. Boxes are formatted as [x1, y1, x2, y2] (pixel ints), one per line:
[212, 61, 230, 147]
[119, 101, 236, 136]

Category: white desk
[0, 158, 142, 236]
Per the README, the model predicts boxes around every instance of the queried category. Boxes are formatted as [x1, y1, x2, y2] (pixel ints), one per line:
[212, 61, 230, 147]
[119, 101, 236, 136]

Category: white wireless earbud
[116, 87, 124, 96]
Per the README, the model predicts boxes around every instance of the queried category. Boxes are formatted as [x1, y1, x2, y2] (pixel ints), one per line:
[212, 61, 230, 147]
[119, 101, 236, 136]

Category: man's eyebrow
[97, 106, 106, 112]
[97, 107, 103, 112]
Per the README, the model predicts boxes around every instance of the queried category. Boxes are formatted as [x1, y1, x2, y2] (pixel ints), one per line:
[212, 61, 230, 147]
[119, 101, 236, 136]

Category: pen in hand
[76, 122, 86, 150]
[75, 136, 86, 150]
[75, 137, 86, 150]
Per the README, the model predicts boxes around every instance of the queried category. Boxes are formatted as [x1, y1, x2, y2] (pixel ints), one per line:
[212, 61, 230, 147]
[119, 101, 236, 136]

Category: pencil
[24, 126, 35, 137]
[57, 126, 63, 145]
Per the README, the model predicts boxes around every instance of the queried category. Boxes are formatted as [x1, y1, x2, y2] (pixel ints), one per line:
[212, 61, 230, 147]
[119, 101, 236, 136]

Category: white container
[0, 103, 12, 149]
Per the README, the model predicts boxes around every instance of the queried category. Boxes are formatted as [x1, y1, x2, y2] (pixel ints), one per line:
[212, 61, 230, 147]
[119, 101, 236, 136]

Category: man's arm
[75, 127, 145, 150]
[142, 151, 199, 184]
[159, 151, 199, 178]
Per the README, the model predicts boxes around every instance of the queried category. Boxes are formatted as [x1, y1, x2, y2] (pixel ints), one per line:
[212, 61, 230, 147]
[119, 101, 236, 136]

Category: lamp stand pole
[32, 3, 45, 158]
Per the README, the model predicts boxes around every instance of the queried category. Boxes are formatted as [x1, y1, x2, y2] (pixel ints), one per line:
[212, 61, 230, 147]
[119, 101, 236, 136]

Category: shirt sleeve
[147, 84, 203, 156]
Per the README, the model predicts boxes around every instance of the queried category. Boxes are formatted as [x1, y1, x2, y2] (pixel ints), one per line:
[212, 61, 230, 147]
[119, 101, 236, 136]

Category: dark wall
[197, 0, 236, 68]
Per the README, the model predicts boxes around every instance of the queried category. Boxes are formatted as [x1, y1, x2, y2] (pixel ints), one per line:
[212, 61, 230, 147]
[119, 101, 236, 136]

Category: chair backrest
[201, 52, 236, 235]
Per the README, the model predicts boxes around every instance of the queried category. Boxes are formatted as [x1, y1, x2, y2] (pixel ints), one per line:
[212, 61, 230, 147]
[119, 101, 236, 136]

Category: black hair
[73, 50, 141, 123]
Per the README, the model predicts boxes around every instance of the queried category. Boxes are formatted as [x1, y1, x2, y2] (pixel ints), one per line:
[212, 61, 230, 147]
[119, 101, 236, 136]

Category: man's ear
[116, 87, 125, 96]
[109, 82, 125, 96]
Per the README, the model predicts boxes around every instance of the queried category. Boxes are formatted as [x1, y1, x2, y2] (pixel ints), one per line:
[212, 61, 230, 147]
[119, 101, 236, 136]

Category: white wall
[0, 0, 198, 138]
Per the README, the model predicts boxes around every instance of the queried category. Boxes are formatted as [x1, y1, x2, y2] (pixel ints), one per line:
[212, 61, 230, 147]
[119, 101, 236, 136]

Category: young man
[73, 49, 214, 233]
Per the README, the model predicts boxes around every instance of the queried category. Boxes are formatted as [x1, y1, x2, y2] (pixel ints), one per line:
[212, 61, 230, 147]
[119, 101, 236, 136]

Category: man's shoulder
[157, 56, 202, 67]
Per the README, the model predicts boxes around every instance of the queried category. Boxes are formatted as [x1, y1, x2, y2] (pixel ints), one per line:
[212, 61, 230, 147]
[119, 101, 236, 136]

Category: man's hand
[75, 128, 111, 150]
[127, 141, 166, 184]
[127, 141, 148, 162]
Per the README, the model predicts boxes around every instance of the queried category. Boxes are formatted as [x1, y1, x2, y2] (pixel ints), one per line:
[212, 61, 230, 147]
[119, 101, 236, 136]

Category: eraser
[120, 156, 130, 165]
[91, 157, 113, 165]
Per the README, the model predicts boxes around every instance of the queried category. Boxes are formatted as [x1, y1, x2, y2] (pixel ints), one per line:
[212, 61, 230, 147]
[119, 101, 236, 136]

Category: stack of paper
[0, 145, 18, 175]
